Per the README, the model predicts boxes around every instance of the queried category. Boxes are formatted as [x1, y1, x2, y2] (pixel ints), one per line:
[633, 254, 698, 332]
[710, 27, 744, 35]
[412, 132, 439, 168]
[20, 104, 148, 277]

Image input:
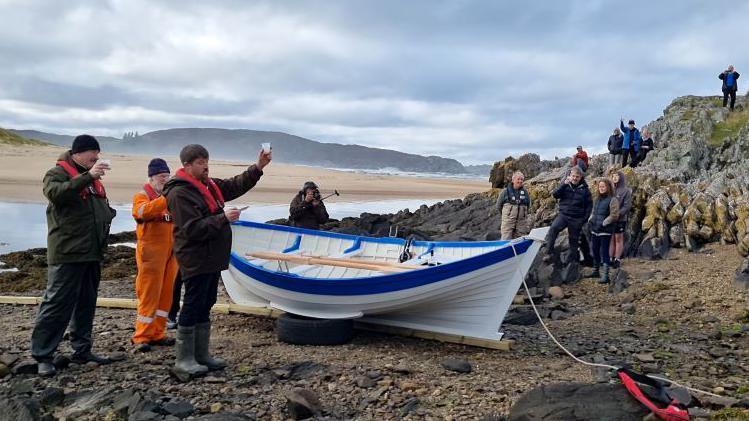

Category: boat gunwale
[229, 221, 534, 296]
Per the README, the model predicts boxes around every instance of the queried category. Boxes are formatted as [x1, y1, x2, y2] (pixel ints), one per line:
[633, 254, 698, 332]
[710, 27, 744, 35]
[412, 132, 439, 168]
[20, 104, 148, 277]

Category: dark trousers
[723, 90, 737, 110]
[546, 214, 584, 263]
[178, 272, 219, 327]
[168, 272, 183, 321]
[622, 146, 636, 167]
[590, 234, 612, 265]
[31, 262, 101, 362]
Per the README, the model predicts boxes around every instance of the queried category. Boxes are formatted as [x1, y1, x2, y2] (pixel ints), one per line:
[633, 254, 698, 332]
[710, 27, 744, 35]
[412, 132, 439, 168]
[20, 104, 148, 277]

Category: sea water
[0, 199, 443, 253]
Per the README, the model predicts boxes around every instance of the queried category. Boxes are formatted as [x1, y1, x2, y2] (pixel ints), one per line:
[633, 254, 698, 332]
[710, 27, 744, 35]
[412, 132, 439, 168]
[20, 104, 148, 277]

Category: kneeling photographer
[289, 181, 330, 230]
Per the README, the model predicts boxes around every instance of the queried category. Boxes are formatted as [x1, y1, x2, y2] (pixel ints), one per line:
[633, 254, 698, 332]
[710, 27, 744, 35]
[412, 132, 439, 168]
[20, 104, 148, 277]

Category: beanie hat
[147, 158, 170, 177]
[628, 119, 635, 125]
[71, 134, 100, 154]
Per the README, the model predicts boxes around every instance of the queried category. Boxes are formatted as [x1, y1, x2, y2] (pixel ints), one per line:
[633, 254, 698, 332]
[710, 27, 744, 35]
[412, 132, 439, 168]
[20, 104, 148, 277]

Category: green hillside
[0, 127, 50, 146]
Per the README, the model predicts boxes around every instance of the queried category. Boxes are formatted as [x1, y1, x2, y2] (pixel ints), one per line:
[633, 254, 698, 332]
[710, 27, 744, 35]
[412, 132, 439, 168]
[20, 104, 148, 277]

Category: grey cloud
[1, 0, 749, 164]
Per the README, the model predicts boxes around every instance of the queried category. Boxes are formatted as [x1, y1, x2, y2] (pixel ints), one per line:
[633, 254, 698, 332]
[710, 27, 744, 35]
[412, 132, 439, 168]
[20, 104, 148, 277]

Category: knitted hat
[71, 134, 100, 154]
[628, 119, 635, 125]
[147, 158, 170, 177]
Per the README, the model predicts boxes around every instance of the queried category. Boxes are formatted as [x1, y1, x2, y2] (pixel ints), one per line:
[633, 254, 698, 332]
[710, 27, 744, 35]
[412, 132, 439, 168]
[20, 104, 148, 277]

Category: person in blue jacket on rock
[619, 118, 641, 167]
[719, 65, 740, 111]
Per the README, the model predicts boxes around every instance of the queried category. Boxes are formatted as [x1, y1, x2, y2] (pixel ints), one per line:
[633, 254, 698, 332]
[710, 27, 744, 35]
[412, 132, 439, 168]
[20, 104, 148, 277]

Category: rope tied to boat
[519, 272, 722, 400]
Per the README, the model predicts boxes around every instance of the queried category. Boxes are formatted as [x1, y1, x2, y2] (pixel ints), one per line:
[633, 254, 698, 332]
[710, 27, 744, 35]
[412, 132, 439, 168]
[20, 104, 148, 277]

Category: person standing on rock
[719, 65, 740, 111]
[619, 119, 641, 167]
[289, 181, 330, 230]
[609, 171, 632, 268]
[588, 178, 619, 284]
[544, 166, 592, 264]
[164, 144, 271, 377]
[131, 158, 178, 352]
[31, 134, 117, 377]
[607, 128, 624, 166]
[497, 171, 532, 240]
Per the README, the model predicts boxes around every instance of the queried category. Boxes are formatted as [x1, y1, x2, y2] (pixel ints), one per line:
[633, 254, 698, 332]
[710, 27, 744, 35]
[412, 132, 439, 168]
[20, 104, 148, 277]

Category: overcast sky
[0, 1, 746, 164]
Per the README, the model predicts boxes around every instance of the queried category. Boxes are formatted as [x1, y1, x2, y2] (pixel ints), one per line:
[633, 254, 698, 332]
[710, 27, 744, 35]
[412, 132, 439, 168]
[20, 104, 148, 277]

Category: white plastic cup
[261, 142, 271, 153]
[99, 159, 111, 168]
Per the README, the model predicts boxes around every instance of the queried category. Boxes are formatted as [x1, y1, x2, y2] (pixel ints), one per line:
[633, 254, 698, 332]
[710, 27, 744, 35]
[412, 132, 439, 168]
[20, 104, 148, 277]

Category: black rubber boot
[195, 322, 227, 370]
[174, 326, 208, 376]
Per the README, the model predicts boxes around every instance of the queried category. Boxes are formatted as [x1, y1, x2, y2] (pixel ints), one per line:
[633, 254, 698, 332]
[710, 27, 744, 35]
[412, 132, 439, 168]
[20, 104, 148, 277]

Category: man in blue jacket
[544, 166, 592, 264]
[719, 65, 740, 111]
[619, 119, 641, 167]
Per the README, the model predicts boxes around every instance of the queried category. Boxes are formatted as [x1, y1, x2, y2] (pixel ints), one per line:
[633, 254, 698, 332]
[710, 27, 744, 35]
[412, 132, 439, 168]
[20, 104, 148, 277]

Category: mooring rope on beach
[520, 277, 723, 399]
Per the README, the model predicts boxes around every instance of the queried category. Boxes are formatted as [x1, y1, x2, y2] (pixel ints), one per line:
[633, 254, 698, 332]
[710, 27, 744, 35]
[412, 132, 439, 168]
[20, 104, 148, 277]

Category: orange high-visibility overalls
[131, 185, 178, 344]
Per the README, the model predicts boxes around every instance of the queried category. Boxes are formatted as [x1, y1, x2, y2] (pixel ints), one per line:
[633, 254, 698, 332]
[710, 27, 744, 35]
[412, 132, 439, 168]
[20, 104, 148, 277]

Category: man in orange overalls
[131, 158, 178, 352]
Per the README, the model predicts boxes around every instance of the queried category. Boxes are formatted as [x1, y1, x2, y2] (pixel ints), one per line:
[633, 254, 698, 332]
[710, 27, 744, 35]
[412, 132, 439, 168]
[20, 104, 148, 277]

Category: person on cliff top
[31, 134, 117, 377]
[163, 144, 271, 377]
[544, 166, 592, 264]
[607, 128, 624, 166]
[719, 65, 740, 111]
[609, 170, 632, 269]
[289, 181, 330, 230]
[573, 145, 589, 172]
[587, 178, 620, 284]
[633, 129, 655, 167]
[131, 158, 178, 352]
[497, 171, 531, 240]
[619, 118, 641, 167]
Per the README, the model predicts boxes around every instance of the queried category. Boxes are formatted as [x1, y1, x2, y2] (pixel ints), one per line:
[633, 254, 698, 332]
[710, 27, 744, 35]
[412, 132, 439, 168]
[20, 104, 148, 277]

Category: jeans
[609, 153, 622, 166]
[31, 262, 101, 362]
[178, 272, 219, 327]
[723, 89, 737, 110]
[591, 233, 612, 265]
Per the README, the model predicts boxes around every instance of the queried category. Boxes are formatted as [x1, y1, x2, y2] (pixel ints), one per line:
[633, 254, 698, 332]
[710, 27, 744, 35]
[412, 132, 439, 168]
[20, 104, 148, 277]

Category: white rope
[520, 276, 722, 399]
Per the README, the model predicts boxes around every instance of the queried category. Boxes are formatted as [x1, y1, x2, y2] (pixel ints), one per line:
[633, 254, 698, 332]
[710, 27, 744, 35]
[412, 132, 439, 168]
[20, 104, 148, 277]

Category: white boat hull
[223, 221, 546, 341]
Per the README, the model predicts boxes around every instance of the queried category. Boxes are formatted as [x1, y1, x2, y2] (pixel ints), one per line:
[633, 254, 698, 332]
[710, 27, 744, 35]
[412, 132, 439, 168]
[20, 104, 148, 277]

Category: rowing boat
[222, 221, 547, 341]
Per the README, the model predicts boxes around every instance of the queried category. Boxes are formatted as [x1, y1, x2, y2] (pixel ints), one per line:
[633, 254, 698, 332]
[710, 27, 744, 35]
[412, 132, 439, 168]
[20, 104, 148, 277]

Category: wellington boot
[598, 264, 610, 284]
[589, 262, 600, 278]
[174, 326, 208, 376]
[195, 322, 227, 371]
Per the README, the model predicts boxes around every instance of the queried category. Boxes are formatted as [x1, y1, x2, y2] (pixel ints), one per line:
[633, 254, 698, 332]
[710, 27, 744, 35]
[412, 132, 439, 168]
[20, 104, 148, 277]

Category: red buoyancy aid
[139, 183, 172, 223]
[57, 160, 106, 199]
[617, 369, 690, 421]
[143, 182, 160, 200]
[174, 168, 225, 213]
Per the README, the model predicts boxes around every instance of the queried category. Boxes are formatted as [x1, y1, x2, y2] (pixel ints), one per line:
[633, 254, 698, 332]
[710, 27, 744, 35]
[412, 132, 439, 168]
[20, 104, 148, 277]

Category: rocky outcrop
[304, 92, 749, 291]
[489, 153, 544, 188]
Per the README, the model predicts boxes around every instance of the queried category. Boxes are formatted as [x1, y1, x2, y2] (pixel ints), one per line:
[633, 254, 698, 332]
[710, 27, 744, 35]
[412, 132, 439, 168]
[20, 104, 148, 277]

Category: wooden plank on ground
[353, 321, 514, 351]
[0, 295, 511, 350]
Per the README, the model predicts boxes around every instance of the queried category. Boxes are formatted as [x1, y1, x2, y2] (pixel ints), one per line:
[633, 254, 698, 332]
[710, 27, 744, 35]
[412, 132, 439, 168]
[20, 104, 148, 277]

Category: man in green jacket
[31, 134, 117, 377]
[164, 144, 271, 378]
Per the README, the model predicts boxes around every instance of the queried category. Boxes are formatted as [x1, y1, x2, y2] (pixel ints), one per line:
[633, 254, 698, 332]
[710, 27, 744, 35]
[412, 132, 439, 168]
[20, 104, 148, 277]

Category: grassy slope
[709, 108, 749, 147]
[0, 127, 50, 146]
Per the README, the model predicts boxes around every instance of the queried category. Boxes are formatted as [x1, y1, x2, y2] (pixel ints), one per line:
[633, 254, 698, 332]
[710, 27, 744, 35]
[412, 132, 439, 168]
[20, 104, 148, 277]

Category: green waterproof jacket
[44, 151, 117, 264]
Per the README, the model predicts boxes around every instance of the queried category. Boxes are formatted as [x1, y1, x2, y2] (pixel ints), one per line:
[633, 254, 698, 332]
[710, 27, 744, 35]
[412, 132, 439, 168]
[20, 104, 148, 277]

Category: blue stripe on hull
[229, 223, 532, 296]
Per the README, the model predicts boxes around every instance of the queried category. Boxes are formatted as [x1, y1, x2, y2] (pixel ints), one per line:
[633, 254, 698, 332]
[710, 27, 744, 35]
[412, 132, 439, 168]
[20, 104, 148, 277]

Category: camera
[312, 189, 322, 201]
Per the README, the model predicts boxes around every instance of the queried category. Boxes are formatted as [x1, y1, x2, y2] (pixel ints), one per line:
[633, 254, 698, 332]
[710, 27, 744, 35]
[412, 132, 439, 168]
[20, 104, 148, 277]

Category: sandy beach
[0, 143, 489, 205]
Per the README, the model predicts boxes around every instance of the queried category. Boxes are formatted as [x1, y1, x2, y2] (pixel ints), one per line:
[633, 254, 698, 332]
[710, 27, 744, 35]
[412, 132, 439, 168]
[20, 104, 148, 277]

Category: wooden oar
[246, 251, 422, 273]
[295, 253, 424, 270]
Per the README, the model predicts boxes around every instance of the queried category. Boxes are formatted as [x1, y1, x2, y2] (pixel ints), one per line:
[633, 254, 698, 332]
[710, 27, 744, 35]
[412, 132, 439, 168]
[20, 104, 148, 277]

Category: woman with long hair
[609, 171, 632, 268]
[588, 178, 619, 284]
